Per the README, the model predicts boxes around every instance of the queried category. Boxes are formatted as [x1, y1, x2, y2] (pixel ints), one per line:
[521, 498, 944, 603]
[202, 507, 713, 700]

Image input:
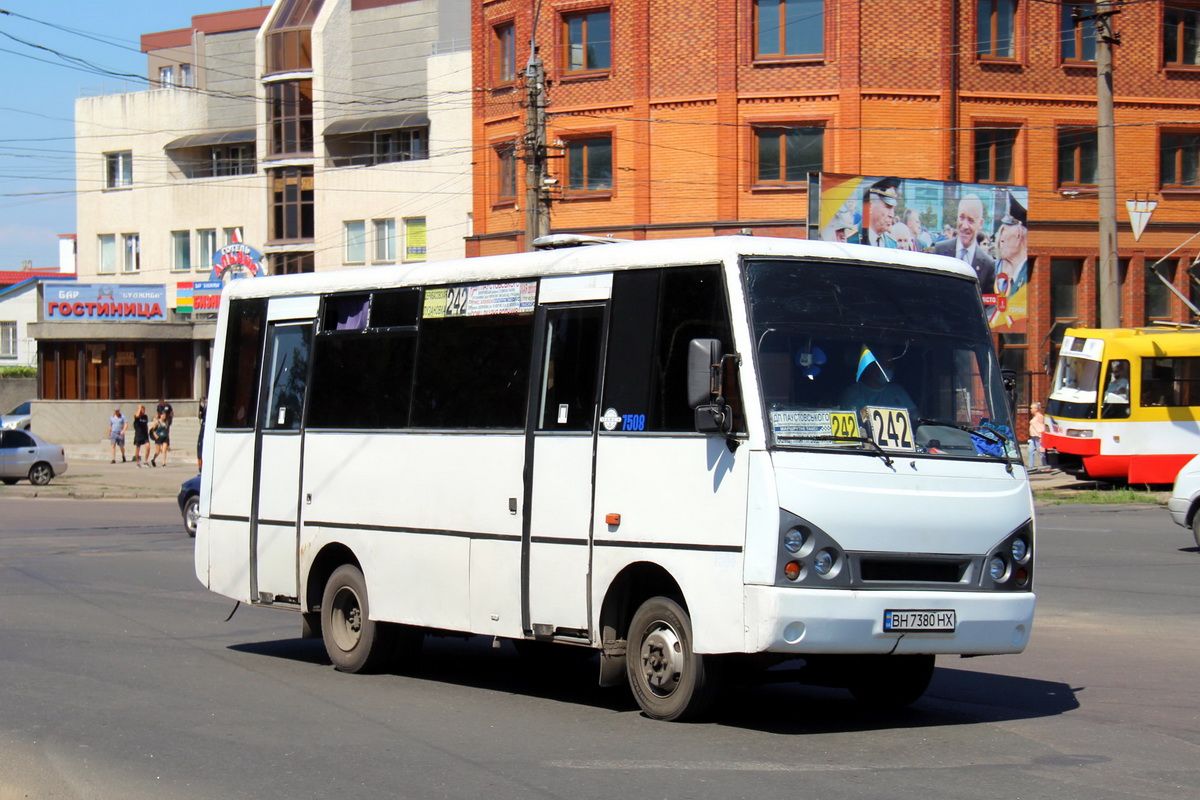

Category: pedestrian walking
[156, 398, 174, 457]
[150, 412, 170, 467]
[108, 408, 128, 463]
[1027, 402, 1045, 469]
[132, 404, 150, 466]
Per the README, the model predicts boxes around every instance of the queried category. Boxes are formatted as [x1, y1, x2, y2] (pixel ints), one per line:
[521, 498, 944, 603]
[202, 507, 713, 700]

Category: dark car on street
[178, 475, 200, 537]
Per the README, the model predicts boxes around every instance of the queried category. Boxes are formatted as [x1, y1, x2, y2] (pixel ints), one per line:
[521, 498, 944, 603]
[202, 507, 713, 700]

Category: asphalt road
[0, 499, 1197, 800]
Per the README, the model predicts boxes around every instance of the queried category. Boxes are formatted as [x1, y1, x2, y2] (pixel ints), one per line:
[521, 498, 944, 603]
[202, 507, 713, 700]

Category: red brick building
[471, 0, 1200, 410]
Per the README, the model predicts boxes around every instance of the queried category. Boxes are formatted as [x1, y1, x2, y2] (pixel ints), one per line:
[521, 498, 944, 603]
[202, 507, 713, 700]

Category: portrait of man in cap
[859, 177, 901, 248]
[993, 191, 1029, 325]
[933, 192, 996, 293]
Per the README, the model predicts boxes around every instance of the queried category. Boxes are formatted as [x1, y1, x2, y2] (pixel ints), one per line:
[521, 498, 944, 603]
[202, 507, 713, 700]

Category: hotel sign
[43, 284, 167, 322]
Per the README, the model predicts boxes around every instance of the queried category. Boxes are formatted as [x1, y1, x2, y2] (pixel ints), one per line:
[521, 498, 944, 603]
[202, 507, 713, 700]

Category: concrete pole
[523, 51, 550, 250]
[1095, 1, 1120, 328]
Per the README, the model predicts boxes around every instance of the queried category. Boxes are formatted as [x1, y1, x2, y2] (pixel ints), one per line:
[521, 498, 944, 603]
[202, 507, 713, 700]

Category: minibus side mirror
[688, 338, 734, 437]
[687, 338, 722, 408]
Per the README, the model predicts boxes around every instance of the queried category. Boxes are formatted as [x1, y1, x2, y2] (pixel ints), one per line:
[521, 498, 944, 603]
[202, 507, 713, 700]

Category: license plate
[884, 609, 956, 632]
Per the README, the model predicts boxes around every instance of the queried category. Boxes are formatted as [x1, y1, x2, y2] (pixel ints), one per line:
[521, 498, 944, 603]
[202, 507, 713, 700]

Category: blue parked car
[178, 475, 200, 537]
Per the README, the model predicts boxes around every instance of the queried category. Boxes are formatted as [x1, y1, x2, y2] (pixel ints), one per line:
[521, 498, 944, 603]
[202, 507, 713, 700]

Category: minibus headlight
[783, 528, 806, 553]
[988, 555, 1008, 582]
[1011, 537, 1029, 563]
[813, 549, 837, 576]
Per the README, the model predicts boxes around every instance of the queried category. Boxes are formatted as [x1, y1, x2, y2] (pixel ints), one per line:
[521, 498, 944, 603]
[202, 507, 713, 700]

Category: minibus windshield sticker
[771, 409, 855, 440]
[423, 282, 537, 319]
[601, 408, 622, 430]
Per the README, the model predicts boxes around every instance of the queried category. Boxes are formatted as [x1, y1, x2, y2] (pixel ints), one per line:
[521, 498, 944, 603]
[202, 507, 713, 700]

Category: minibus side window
[410, 312, 535, 429]
[216, 298, 267, 429]
[308, 331, 416, 428]
[603, 265, 737, 432]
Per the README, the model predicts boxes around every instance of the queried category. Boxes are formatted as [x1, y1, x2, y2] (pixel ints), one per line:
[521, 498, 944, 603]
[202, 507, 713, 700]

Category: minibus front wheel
[626, 596, 720, 721]
[321, 564, 395, 674]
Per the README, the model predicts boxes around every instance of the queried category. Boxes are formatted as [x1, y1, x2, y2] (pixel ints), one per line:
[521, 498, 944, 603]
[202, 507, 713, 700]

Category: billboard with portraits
[813, 173, 1030, 333]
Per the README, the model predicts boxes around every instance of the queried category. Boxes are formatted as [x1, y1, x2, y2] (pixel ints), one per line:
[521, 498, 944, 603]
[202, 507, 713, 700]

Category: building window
[171, 231, 191, 272]
[267, 80, 314, 156]
[159, 65, 175, 87]
[345, 221, 367, 264]
[180, 63, 193, 87]
[105, 151, 132, 189]
[1050, 258, 1081, 321]
[496, 142, 518, 201]
[404, 217, 427, 262]
[754, 126, 823, 184]
[265, 0, 322, 74]
[1161, 131, 1200, 188]
[223, 227, 243, 246]
[1165, 4, 1200, 67]
[977, 0, 1017, 59]
[375, 128, 427, 164]
[198, 229, 216, 272]
[373, 219, 395, 262]
[270, 167, 314, 242]
[563, 9, 611, 73]
[272, 253, 314, 275]
[1061, 4, 1096, 62]
[974, 126, 1018, 183]
[122, 233, 140, 273]
[1146, 260, 1176, 321]
[212, 145, 255, 177]
[98, 234, 116, 274]
[754, 0, 824, 59]
[0, 321, 15, 358]
[496, 22, 517, 83]
[1057, 127, 1098, 186]
[565, 137, 613, 192]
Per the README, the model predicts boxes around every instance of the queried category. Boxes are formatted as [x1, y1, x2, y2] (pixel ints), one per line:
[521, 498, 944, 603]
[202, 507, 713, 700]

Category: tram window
[1141, 357, 1200, 407]
[216, 298, 267, 429]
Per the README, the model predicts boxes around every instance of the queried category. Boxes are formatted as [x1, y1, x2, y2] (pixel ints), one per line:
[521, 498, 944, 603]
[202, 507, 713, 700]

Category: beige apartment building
[33, 0, 471, 441]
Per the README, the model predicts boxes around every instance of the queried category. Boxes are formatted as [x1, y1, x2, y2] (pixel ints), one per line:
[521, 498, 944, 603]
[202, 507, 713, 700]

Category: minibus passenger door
[523, 302, 607, 637]
[250, 319, 312, 606]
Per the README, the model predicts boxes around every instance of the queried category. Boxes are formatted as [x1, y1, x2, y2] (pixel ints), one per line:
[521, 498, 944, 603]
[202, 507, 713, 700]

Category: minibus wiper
[791, 434, 894, 467]
[917, 418, 1017, 472]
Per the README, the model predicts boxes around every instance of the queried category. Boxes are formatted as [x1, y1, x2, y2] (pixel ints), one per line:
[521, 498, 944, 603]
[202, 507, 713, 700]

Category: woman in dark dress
[132, 404, 150, 467]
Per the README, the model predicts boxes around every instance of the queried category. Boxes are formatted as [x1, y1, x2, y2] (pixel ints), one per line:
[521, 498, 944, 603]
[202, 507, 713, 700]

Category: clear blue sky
[0, 1, 268, 270]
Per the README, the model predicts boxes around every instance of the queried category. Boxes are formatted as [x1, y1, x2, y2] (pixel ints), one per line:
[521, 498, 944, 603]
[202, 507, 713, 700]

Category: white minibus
[195, 235, 1035, 721]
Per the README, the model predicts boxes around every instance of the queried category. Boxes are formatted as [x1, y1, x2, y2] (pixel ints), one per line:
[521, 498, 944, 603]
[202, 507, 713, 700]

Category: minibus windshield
[745, 258, 1016, 460]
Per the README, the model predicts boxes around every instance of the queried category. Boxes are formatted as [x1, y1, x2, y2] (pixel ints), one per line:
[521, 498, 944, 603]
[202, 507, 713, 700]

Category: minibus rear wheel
[1191, 512, 1200, 549]
[626, 596, 719, 721]
[321, 564, 395, 674]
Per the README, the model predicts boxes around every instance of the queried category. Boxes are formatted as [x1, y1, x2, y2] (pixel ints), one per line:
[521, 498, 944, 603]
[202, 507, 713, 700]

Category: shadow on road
[230, 633, 1079, 732]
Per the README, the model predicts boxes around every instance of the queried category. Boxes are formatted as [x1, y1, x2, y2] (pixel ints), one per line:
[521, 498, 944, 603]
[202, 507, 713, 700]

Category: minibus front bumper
[744, 585, 1035, 656]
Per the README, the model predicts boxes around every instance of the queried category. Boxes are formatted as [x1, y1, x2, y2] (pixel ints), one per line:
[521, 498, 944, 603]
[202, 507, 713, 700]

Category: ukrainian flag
[856, 346, 887, 382]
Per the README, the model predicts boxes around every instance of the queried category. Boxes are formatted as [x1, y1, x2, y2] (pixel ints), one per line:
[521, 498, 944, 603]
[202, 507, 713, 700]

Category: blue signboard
[43, 284, 167, 322]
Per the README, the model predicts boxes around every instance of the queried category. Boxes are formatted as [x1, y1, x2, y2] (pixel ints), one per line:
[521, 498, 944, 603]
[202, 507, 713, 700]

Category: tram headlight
[988, 555, 1008, 582]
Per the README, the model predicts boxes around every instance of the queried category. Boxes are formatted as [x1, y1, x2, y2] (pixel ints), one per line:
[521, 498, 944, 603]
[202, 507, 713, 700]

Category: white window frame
[197, 228, 217, 273]
[0, 321, 16, 358]
[98, 234, 117, 274]
[345, 220, 367, 264]
[171, 230, 192, 272]
[105, 151, 132, 189]
[372, 218, 395, 263]
[122, 233, 140, 273]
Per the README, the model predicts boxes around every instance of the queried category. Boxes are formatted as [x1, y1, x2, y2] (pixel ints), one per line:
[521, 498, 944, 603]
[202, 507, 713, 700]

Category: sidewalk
[3, 443, 197, 500]
[6, 442, 1106, 502]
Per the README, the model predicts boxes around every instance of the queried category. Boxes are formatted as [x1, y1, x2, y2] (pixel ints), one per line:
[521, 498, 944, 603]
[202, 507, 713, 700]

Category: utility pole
[523, 47, 550, 249]
[1092, 1, 1121, 327]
